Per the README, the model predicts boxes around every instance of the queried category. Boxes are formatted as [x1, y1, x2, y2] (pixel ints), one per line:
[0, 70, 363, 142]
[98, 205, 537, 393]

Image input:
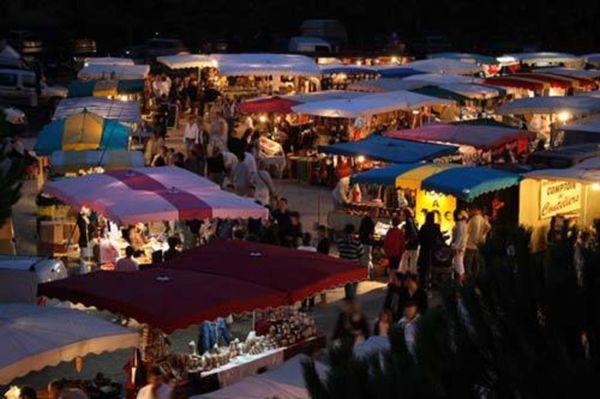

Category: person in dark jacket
[382, 271, 405, 321]
[401, 208, 420, 274]
[316, 224, 330, 255]
[332, 299, 370, 346]
[358, 208, 378, 275]
[400, 273, 428, 314]
[417, 212, 443, 289]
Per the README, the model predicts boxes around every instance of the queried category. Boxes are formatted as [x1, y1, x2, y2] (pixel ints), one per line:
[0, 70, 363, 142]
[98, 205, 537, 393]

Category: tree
[303, 226, 600, 398]
[0, 109, 24, 228]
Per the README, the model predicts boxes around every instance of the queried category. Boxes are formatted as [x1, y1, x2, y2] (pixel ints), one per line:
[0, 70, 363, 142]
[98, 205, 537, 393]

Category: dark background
[1, 0, 599, 54]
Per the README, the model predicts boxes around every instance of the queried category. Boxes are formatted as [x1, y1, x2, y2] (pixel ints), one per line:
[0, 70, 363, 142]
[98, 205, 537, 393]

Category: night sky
[1, 0, 600, 53]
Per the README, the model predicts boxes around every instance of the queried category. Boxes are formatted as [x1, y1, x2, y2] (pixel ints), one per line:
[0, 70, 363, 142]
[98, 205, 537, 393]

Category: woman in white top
[183, 115, 200, 152]
[450, 210, 469, 280]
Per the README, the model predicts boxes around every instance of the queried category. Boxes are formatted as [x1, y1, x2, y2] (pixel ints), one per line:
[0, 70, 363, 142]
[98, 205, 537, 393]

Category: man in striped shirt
[337, 224, 365, 299]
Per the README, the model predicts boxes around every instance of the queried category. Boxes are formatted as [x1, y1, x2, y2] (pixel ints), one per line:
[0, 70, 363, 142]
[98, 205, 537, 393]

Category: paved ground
[8, 127, 388, 390]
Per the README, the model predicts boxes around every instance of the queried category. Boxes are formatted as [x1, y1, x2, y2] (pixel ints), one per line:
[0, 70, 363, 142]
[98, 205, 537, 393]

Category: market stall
[350, 163, 520, 233]
[496, 95, 600, 144]
[561, 114, 600, 144]
[393, 58, 483, 75]
[77, 64, 151, 81]
[319, 64, 378, 90]
[192, 354, 328, 399]
[384, 123, 536, 164]
[84, 57, 135, 67]
[49, 149, 145, 174]
[34, 110, 131, 156]
[209, 53, 322, 96]
[505, 52, 584, 68]
[39, 166, 267, 260]
[67, 79, 145, 99]
[0, 303, 138, 385]
[533, 67, 600, 80]
[38, 240, 365, 393]
[483, 76, 548, 97]
[156, 54, 218, 70]
[520, 157, 600, 252]
[427, 52, 501, 76]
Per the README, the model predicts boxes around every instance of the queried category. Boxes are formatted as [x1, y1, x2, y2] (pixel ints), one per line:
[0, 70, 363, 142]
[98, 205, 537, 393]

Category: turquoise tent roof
[34, 115, 130, 156]
[421, 166, 520, 201]
[68, 79, 145, 98]
[318, 135, 457, 163]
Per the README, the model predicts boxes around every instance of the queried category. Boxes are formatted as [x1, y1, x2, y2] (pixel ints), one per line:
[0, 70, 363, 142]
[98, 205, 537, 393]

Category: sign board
[539, 180, 581, 219]
[416, 189, 456, 233]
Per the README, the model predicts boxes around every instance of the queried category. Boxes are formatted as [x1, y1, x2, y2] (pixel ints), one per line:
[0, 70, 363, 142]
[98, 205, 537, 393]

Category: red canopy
[384, 123, 536, 151]
[38, 268, 287, 333]
[543, 73, 598, 90]
[238, 97, 302, 114]
[483, 77, 546, 91]
[512, 73, 574, 89]
[38, 241, 365, 332]
[165, 240, 366, 302]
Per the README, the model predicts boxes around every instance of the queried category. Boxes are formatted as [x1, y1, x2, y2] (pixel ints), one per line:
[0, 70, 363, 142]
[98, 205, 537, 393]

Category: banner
[539, 180, 581, 219]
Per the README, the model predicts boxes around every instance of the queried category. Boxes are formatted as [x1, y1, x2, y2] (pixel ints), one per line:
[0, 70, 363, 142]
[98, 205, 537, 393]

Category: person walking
[358, 208, 378, 278]
[183, 115, 200, 153]
[383, 216, 405, 273]
[464, 205, 491, 279]
[400, 208, 420, 274]
[450, 210, 469, 282]
[417, 212, 443, 289]
[337, 224, 364, 299]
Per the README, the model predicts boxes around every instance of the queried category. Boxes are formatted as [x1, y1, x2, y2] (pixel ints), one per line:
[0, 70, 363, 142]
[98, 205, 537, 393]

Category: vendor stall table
[185, 334, 326, 395]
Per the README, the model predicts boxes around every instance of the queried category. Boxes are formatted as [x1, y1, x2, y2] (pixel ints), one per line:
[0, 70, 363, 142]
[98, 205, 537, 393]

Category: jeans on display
[199, 318, 231, 353]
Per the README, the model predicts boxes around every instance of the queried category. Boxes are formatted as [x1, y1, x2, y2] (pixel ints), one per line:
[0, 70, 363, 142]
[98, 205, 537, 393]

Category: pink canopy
[44, 167, 268, 224]
[384, 124, 536, 151]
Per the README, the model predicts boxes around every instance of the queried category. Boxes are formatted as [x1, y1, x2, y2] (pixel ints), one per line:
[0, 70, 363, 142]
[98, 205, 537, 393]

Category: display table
[185, 334, 326, 395]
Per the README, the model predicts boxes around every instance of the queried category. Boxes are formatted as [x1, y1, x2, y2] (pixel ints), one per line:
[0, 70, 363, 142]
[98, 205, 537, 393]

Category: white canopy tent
[0, 44, 21, 60]
[438, 83, 502, 99]
[53, 97, 141, 124]
[562, 114, 600, 133]
[83, 57, 135, 67]
[532, 67, 600, 80]
[291, 90, 454, 118]
[210, 53, 321, 77]
[399, 58, 483, 75]
[404, 73, 481, 84]
[0, 303, 138, 385]
[77, 64, 150, 80]
[157, 54, 217, 70]
[193, 355, 328, 399]
[506, 52, 583, 67]
[283, 90, 366, 103]
[584, 54, 600, 68]
[347, 78, 426, 93]
[496, 96, 600, 116]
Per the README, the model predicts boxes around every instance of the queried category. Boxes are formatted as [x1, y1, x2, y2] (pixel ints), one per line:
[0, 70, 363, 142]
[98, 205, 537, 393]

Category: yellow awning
[395, 164, 459, 190]
[93, 80, 118, 97]
[62, 111, 104, 151]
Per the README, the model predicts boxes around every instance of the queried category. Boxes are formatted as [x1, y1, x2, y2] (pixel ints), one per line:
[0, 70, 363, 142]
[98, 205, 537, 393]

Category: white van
[0, 255, 68, 283]
[0, 68, 67, 107]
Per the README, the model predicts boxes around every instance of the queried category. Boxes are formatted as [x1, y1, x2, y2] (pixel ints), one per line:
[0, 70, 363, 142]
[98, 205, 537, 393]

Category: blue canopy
[421, 167, 520, 202]
[351, 163, 423, 185]
[378, 68, 426, 78]
[318, 135, 457, 163]
[351, 164, 520, 202]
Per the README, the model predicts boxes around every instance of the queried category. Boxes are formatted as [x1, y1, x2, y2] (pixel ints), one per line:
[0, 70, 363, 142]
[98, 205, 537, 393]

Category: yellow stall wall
[415, 189, 456, 234]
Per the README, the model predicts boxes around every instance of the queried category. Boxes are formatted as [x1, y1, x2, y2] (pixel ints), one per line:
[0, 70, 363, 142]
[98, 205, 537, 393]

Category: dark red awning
[513, 73, 574, 89]
[38, 268, 288, 333]
[483, 77, 547, 91]
[38, 241, 366, 332]
[165, 240, 366, 303]
[238, 97, 302, 114]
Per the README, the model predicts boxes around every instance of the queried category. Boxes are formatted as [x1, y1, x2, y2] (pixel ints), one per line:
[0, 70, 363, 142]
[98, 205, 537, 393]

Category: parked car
[0, 68, 67, 107]
[0, 255, 68, 283]
[0, 102, 27, 133]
